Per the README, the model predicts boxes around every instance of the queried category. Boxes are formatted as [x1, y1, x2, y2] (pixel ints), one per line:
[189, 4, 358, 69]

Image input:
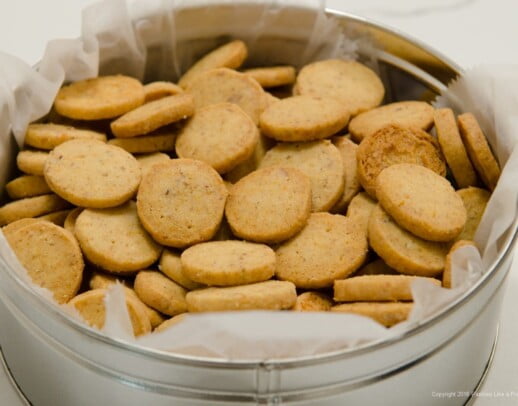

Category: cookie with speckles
[293, 292, 333, 311]
[331, 302, 412, 327]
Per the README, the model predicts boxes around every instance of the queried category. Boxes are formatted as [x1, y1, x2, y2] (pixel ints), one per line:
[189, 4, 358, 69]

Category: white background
[0, 0, 517, 404]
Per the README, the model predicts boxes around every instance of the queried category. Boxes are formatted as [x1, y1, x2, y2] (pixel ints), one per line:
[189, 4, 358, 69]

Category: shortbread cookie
[64, 207, 82, 234]
[346, 192, 377, 236]
[331, 302, 412, 327]
[6, 175, 51, 199]
[176, 103, 259, 173]
[334, 275, 440, 302]
[294, 59, 384, 116]
[75, 201, 162, 273]
[7, 221, 83, 303]
[137, 159, 228, 248]
[1, 218, 41, 240]
[54, 75, 145, 120]
[368, 205, 448, 276]
[225, 166, 311, 243]
[89, 271, 130, 290]
[159, 249, 204, 290]
[434, 108, 478, 188]
[243, 66, 296, 88]
[37, 209, 70, 226]
[186, 280, 296, 312]
[349, 101, 434, 143]
[276, 213, 368, 288]
[456, 187, 490, 241]
[154, 314, 185, 333]
[259, 95, 350, 142]
[331, 136, 361, 213]
[108, 130, 177, 153]
[260, 140, 344, 212]
[17, 150, 49, 176]
[354, 259, 398, 276]
[0, 194, 70, 226]
[225, 134, 274, 183]
[111, 93, 194, 138]
[186, 68, 265, 124]
[458, 113, 501, 190]
[293, 292, 333, 312]
[136, 152, 170, 177]
[179, 40, 248, 88]
[69, 289, 151, 336]
[44, 139, 141, 208]
[443, 240, 477, 288]
[357, 125, 446, 198]
[181, 241, 276, 286]
[134, 270, 188, 316]
[24, 123, 107, 150]
[144, 81, 184, 102]
[376, 164, 466, 242]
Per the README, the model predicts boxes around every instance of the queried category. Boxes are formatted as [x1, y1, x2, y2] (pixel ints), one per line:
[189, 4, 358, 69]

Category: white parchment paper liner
[0, 0, 517, 360]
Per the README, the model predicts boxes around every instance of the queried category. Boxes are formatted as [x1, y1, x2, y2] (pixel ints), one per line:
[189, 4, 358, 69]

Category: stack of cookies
[0, 39, 500, 334]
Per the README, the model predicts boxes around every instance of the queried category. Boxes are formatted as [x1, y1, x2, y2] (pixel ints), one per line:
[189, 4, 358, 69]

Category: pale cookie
[260, 140, 344, 212]
[0, 194, 70, 226]
[154, 314, 186, 333]
[7, 221, 83, 303]
[111, 93, 195, 138]
[179, 40, 248, 88]
[159, 249, 204, 290]
[354, 259, 398, 276]
[376, 163, 467, 242]
[137, 159, 228, 248]
[334, 274, 440, 302]
[186, 280, 296, 312]
[458, 113, 501, 190]
[64, 207, 83, 234]
[259, 95, 350, 142]
[225, 134, 275, 183]
[331, 136, 361, 213]
[17, 150, 49, 176]
[37, 209, 71, 226]
[54, 75, 145, 120]
[456, 187, 490, 241]
[348, 101, 434, 143]
[368, 205, 448, 277]
[276, 213, 368, 288]
[243, 66, 296, 88]
[176, 103, 259, 173]
[346, 192, 377, 236]
[331, 302, 412, 327]
[44, 139, 141, 208]
[6, 175, 51, 199]
[186, 68, 265, 124]
[181, 241, 275, 286]
[108, 130, 177, 153]
[89, 271, 131, 290]
[1, 218, 41, 240]
[443, 240, 477, 288]
[434, 108, 478, 188]
[144, 81, 184, 102]
[357, 125, 446, 198]
[24, 123, 107, 150]
[136, 152, 170, 177]
[293, 292, 333, 312]
[75, 201, 162, 273]
[225, 166, 311, 243]
[294, 59, 384, 116]
[69, 289, 151, 336]
[134, 270, 188, 316]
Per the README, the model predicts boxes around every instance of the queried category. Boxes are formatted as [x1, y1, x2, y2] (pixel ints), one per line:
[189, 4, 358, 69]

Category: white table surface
[0, 0, 517, 404]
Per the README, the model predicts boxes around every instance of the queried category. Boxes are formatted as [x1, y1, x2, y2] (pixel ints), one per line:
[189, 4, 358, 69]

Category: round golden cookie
[225, 166, 311, 243]
[69, 289, 151, 336]
[331, 302, 412, 327]
[136, 159, 228, 248]
[293, 292, 333, 312]
[186, 68, 266, 124]
[376, 163, 467, 242]
[143, 81, 184, 102]
[185, 280, 297, 312]
[111, 93, 195, 138]
[37, 210, 71, 226]
[75, 201, 162, 273]
[0, 194, 70, 226]
[368, 205, 449, 277]
[443, 240, 477, 288]
[294, 59, 384, 116]
[260, 140, 344, 212]
[225, 134, 275, 183]
[6, 221, 83, 303]
[259, 95, 350, 142]
[44, 139, 141, 208]
[346, 192, 377, 236]
[24, 123, 107, 150]
[54, 75, 145, 120]
[154, 314, 186, 333]
[135, 152, 170, 177]
[330, 136, 361, 213]
[134, 270, 188, 316]
[243, 66, 296, 88]
[457, 113, 501, 191]
[178, 40, 248, 88]
[64, 207, 82, 234]
[89, 271, 130, 290]
[276, 213, 368, 288]
[6, 175, 51, 199]
[176, 103, 259, 174]
[348, 101, 434, 143]
[2, 218, 41, 239]
[108, 130, 177, 153]
[455, 187, 490, 241]
[159, 249, 204, 290]
[181, 241, 276, 286]
[353, 259, 398, 277]
[434, 108, 478, 188]
[357, 125, 446, 198]
[17, 150, 48, 176]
